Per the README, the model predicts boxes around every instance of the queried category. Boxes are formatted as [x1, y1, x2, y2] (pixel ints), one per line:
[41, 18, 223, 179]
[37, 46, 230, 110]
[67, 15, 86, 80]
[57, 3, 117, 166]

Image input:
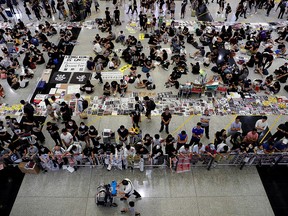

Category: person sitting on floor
[19, 75, 29, 88]
[134, 74, 146, 89]
[80, 80, 94, 94]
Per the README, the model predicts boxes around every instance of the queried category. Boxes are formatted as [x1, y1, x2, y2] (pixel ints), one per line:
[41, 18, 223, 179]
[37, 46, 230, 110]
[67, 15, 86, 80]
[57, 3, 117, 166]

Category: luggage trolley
[95, 180, 118, 207]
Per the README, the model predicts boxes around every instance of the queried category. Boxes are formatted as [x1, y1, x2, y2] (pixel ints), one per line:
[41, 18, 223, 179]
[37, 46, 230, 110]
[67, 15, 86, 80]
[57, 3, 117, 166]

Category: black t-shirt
[161, 112, 172, 122]
[93, 144, 104, 154]
[83, 147, 93, 156]
[117, 128, 129, 138]
[65, 122, 78, 134]
[47, 124, 59, 136]
[114, 9, 120, 17]
[104, 144, 115, 154]
[88, 129, 98, 137]
[278, 123, 288, 134]
[79, 125, 89, 136]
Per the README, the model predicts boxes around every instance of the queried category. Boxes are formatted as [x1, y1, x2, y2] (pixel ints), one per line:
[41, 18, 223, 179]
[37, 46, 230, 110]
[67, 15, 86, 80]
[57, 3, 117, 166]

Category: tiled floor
[1, 1, 288, 215]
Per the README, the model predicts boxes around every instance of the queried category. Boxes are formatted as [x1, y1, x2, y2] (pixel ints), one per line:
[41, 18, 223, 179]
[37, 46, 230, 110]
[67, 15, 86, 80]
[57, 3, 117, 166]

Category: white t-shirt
[134, 78, 141, 87]
[255, 119, 268, 133]
[52, 101, 60, 112]
[217, 143, 230, 153]
[67, 144, 82, 154]
[93, 43, 102, 53]
[179, 145, 191, 154]
[60, 132, 73, 145]
[192, 144, 205, 154]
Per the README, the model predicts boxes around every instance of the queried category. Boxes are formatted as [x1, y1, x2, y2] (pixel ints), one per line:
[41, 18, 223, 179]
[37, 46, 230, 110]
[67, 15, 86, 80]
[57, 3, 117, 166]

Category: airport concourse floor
[0, 0, 288, 216]
[10, 167, 273, 216]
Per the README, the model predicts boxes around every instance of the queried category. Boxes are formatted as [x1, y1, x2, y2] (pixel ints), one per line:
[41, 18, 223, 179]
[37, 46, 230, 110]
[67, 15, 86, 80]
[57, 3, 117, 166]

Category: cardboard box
[18, 162, 40, 174]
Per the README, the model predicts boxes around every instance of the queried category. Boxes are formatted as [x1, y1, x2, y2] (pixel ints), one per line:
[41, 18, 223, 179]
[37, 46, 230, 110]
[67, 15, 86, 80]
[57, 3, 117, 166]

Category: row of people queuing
[1, 101, 288, 172]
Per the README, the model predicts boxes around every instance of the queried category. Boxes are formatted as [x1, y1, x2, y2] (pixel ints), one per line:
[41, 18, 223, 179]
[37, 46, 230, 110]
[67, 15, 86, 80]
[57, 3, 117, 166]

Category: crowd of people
[1, 95, 288, 173]
[0, 0, 288, 173]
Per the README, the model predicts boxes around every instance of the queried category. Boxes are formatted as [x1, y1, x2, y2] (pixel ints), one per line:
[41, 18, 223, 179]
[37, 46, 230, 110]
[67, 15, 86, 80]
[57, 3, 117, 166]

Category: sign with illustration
[50, 72, 71, 83]
[70, 72, 92, 84]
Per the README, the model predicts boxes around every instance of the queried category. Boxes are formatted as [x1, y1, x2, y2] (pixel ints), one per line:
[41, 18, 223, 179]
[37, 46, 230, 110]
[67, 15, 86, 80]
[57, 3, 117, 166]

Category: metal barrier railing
[4, 152, 288, 172]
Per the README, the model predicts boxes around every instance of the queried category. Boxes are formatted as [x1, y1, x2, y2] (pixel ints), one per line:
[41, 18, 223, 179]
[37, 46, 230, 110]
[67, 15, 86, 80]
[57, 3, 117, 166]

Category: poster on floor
[50, 72, 71, 84]
[176, 156, 191, 173]
[70, 72, 92, 84]
[59, 55, 89, 72]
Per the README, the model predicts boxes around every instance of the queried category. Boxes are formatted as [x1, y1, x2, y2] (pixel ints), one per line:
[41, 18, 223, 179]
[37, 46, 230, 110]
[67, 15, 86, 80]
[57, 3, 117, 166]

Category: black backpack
[149, 100, 156, 110]
[81, 98, 89, 110]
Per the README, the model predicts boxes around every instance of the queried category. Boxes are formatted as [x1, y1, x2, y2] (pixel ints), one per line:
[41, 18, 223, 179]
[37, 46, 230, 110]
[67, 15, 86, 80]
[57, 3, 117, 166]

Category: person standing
[177, 130, 188, 150]
[228, 117, 242, 144]
[170, 0, 175, 19]
[143, 96, 155, 120]
[224, 3, 232, 21]
[189, 122, 204, 146]
[126, 0, 133, 14]
[278, 0, 286, 18]
[240, 0, 248, 18]
[132, 0, 138, 14]
[180, 0, 187, 19]
[60, 128, 73, 148]
[266, 0, 275, 16]
[46, 121, 62, 146]
[20, 100, 35, 120]
[117, 125, 129, 146]
[117, 178, 141, 200]
[200, 109, 210, 139]
[114, 6, 120, 25]
[255, 116, 268, 142]
[159, 108, 172, 134]
[235, 2, 244, 21]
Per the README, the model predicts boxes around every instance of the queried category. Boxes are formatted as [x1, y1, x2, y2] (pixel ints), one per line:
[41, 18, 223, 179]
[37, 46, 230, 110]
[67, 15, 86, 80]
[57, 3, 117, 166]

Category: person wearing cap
[255, 116, 268, 141]
[159, 108, 172, 134]
[189, 122, 204, 146]
[273, 139, 288, 152]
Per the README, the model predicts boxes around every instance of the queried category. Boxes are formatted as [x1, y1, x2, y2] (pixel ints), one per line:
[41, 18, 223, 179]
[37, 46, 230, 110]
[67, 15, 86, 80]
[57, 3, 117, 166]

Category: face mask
[90, 129, 94, 132]
[6, 120, 10, 123]
[120, 129, 124, 132]
[81, 125, 85, 129]
[69, 123, 73, 126]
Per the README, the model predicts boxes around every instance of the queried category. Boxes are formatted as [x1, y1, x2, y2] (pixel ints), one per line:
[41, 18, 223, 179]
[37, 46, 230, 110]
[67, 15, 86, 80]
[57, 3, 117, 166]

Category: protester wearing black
[159, 108, 172, 134]
[46, 122, 62, 146]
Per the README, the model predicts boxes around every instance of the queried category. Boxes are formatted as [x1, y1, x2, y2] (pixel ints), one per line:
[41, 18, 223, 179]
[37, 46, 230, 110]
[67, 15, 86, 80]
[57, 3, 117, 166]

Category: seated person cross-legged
[80, 80, 94, 94]
[134, 74, 146, 89]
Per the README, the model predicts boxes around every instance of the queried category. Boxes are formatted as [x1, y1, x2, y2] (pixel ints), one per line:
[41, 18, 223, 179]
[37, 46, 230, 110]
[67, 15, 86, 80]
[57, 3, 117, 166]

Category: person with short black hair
[159, 108, 172, 134]
[46, 121, 61, 146]
[117, 178, 141, 200]
[189, 122, 204, 146]
[117, 125, 129, 146]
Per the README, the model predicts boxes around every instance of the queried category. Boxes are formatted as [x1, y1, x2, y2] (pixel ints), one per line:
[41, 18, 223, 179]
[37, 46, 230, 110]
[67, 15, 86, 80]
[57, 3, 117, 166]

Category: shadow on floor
[257, 166, 288, 216]
[0, 166, 25, 216]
